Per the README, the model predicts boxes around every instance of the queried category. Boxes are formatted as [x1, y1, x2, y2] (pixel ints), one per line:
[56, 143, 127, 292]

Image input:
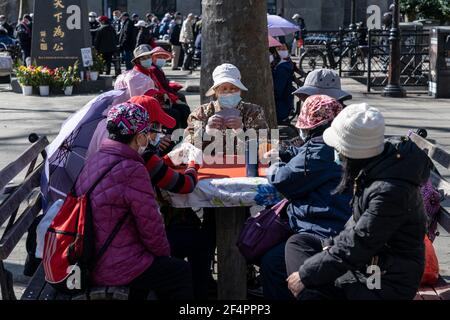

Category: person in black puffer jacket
[286, 103, 431, 300]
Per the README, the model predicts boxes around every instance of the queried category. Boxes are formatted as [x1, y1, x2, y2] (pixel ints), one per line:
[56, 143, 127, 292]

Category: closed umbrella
[267, 14, 300, 37]
[41, 89, 128, 209]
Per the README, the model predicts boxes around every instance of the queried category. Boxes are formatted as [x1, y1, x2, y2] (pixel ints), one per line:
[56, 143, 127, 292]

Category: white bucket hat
[323, 103, 386, 159]
[205, 63, 248, 97]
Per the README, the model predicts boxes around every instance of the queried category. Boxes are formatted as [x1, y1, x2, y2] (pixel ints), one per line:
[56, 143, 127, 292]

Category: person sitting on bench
[75, 102, 193, 300]
[260, 95, 352, 300]
[286, 103, 431, 300]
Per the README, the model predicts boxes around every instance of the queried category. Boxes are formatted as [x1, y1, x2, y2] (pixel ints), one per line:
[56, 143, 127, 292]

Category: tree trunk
[201, 0, 277, 129]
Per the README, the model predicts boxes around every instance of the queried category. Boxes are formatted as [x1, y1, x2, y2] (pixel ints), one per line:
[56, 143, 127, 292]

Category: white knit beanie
[323, 103, 385, 159]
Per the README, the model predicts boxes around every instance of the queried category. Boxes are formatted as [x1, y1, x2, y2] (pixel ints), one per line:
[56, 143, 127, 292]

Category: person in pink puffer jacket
[75, 102, 193, 300]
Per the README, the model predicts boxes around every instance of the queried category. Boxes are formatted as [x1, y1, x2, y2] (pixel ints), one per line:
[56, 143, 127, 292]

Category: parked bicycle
[298, 36, 368, 77]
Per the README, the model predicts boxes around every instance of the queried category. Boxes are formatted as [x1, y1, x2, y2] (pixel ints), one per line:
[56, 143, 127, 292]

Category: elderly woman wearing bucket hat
[130, 44, 187, 130]
[286, 103, 431, 300]
[293, 69, 352, 105]
[185, 63, 268, 149]
[259, 95, 352, 300]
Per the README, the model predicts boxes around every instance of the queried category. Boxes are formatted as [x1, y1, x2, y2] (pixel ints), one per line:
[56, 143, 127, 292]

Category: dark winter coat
[272, 61, 295, 122]
[299, 137, 431, 300]
[119, 18, 136, 51]
[15, 22, 31, 56]
[170, 23, 181, 46]
[267, 136, 352, 239]
[94, 24, 118, 54]
[136, 27, 151, 47]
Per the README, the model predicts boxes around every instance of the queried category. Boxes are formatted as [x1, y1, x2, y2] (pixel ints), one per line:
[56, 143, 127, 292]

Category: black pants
[259, 232, 325, 300]
[284, 233, 324, 275]
[182, 43, 194, 71]
[100, 52, 114, 75]
[166, 209, 216, 300]
[285, 233, 346, 300]
[129, 256, 194, 300]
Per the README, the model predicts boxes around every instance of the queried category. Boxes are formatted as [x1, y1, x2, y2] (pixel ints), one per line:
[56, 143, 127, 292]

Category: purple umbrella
[41, 90, 128, 209]
[267, 14, 300, 37]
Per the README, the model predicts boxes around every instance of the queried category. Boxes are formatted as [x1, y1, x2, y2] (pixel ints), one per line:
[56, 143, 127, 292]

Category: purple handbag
[237, 199, 292, 263]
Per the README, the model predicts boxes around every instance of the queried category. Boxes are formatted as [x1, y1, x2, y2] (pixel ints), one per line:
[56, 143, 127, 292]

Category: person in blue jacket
[259, 95, 353, 300]
[272, 44, 295, 123]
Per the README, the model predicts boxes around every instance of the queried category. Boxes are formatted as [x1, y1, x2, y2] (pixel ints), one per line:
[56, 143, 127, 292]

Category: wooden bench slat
[413, 293, 424, 300]
[39, 282, 58, 300]
[437, 207, 450, 234]
[418, 286, 441, 300]
[0, 165, 42, 227]
[410, 133, 450, 171]
[433, 277, 450, 300]
[0, 137, 48, 191]
[21, 264, 46, 300]
[0, 193, 42, 260]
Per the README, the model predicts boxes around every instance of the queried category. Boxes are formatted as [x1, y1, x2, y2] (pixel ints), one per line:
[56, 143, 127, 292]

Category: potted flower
[36, 67, 53, 96]
[62, 63, 81, 96]
[16, 66, 36, 96]
[90, 52, 105, 81]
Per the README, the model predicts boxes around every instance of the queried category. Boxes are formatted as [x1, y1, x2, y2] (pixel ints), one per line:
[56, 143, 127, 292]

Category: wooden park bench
[0, 134, 144, 300]
[410, 132, 450, 300]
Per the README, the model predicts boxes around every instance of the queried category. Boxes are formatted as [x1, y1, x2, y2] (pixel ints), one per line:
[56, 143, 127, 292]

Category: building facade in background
[1, 0, 390, 30]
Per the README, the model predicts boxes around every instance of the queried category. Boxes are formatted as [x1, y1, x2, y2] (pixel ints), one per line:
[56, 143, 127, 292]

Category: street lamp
[349, 0, 356, 31]
[382, 0, 406, 98]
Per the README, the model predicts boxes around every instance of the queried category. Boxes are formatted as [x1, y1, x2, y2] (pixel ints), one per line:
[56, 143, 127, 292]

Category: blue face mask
[156, 58, 166, 69]
[218, 93, 242, 108]
[334, 150, 343, 166]
[140, 59, 152, 69]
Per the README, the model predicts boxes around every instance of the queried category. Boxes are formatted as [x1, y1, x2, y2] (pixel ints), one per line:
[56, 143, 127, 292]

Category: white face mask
[269, 55, 274, 63]
[151, 133, 164, 146]
[138, 135, 149, 155]
[278, 50, 289, 59]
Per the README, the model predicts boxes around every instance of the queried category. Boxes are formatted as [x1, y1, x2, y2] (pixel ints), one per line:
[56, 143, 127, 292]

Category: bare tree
[201, 0, 277, 129]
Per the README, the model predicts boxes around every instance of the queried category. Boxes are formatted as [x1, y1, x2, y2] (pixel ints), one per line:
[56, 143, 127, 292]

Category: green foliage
[92, 52, 105, 73]
[400, 0, 450, 23]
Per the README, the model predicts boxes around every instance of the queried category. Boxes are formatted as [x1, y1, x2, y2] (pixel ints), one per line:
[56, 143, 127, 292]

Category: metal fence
[300, 28, 430, 92]
[367, 29, 430, 91]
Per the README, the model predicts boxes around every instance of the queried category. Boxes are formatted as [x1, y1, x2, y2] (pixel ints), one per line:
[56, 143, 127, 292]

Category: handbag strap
[273, 198, 290, 216]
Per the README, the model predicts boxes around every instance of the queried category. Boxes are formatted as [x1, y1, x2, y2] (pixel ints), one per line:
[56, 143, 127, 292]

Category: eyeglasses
[149, 122, 162, 133]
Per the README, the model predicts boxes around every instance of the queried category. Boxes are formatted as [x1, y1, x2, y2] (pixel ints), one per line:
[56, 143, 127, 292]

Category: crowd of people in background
[89, 10, 202, 74]
[0, 10, 202, 72]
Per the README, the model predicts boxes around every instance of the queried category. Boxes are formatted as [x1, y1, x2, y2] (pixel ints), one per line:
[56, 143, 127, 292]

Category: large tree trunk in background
[201, 0, 277, 129]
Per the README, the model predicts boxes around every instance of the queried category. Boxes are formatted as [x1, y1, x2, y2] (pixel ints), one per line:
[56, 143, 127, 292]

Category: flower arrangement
[35, 66, 54, 86]
[53, 62, 81, 89]
[62, 62, 81, 88]
[92, 52, 105, 73]
[15, 62, 82, 95]
[16, 65, 38, 87]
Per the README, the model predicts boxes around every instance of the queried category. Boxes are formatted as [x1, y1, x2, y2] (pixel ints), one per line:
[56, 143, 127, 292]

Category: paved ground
[0, 69, 449, 299]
